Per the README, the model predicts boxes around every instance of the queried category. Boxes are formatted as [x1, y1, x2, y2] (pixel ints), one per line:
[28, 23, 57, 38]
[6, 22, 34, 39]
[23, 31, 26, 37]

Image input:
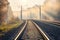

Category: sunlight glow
[8, 0, 45, 11]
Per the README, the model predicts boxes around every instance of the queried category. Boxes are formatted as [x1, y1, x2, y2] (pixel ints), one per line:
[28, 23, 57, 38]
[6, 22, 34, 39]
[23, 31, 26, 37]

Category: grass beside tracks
[0, 21, 23, 37]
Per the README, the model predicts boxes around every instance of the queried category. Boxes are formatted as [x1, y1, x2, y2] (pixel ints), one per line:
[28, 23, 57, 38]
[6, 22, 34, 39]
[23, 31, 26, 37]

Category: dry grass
[0, 21, 23, 37]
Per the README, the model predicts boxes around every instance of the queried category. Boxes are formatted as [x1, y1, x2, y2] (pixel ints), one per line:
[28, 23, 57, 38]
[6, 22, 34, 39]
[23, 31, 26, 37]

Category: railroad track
[14, 20, 49, 40]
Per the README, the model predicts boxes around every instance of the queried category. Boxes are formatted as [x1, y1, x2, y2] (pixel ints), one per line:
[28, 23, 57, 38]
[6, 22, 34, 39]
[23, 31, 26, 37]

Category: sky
[8, 0, 45, 11]
[8, 0, 60, 20]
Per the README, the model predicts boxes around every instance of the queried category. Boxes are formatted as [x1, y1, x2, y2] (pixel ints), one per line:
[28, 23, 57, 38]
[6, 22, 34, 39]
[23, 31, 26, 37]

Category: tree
[0, 0, 9, 25]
